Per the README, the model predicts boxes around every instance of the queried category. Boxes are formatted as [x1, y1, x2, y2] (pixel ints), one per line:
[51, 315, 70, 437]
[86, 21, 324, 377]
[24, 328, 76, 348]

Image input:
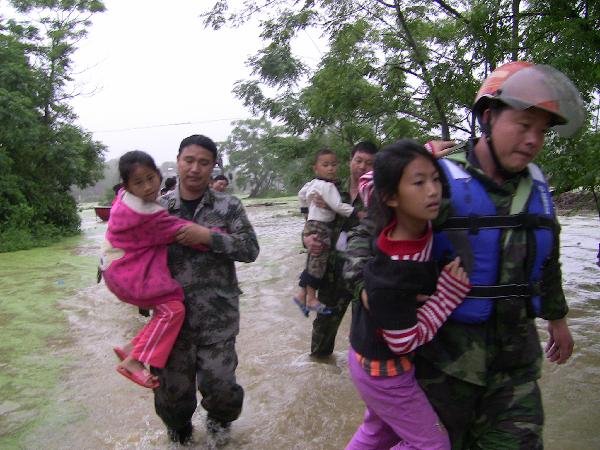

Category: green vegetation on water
[0, 236, 97, 448]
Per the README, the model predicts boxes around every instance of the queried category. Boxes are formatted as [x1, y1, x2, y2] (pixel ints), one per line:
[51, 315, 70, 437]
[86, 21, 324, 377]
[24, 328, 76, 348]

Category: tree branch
[374, 0, 395, 8]
[391, 0, 451, 138]
[432, 0, 464, 20]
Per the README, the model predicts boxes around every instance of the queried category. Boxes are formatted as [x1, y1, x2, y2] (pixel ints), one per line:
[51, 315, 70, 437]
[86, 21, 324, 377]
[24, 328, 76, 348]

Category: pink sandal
[116, 365, 159, 389]
[113, 346, 128, 361]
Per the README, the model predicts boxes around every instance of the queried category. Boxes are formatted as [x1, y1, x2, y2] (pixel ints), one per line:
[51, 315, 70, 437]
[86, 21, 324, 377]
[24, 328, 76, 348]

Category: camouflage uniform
[343, 144, 568, 449]
[153, 188, 259, 434]
[310, 184, 365, 357]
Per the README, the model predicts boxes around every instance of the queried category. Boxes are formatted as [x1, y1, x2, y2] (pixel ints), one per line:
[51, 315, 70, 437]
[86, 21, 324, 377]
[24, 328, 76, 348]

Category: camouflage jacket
[344, 145, 568, 387]
[160, 187, 259, 345]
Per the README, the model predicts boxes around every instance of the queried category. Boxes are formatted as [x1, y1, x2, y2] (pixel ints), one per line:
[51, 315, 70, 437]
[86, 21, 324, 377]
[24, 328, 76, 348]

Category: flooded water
[1, 204, 599, 449]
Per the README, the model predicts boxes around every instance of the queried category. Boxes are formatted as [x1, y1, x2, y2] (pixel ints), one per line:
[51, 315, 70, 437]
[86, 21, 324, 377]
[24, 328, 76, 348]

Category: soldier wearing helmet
[343, 61, 585, 449]
[472, 61, 585, 179]
[414, 62, 584, 449]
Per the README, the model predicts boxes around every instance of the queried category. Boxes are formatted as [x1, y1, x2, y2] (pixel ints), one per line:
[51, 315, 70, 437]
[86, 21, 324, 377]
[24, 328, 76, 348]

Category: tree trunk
[511, 0, 521, 61]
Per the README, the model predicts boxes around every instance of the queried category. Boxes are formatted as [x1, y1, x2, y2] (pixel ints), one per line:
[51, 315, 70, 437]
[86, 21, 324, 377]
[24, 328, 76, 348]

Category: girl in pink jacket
[100, 151, 205, 389]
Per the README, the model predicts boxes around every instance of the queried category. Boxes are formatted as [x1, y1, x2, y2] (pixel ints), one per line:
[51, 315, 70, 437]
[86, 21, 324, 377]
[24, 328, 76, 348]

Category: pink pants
[346, 348, 450, 450]
[129, 300, 185, 369]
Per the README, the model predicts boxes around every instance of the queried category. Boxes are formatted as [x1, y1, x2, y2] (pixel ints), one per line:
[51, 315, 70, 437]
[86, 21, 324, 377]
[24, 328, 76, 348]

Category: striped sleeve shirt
[377, 220, 471, 355]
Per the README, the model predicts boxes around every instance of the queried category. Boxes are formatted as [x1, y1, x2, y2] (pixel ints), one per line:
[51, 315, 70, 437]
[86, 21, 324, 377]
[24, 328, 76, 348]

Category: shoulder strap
[502, 168, 534, 247]
[441, 213, 553, 233]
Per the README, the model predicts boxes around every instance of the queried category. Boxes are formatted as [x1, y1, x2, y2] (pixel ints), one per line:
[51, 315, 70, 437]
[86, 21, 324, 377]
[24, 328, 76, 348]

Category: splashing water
[1, 207, 598, 449]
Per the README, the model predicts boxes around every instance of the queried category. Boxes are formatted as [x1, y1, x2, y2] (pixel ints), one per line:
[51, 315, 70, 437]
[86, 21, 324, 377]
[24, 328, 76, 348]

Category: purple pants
[346, 348, 450, 450]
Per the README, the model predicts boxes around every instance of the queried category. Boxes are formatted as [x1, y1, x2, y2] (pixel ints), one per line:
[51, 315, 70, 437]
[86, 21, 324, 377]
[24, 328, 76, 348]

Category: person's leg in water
[197, 338, 244, 448]
[153, 327, 198, 445]
[310, 253, 352, 356]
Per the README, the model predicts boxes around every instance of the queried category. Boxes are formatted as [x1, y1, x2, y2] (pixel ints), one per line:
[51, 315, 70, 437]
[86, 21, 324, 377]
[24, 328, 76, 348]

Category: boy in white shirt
[294, 149, 365, 316]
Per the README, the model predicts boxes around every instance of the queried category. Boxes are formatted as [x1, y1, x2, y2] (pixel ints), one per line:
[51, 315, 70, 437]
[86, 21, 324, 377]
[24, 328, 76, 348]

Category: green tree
[0, 0, 106, 252]
[203, 1, 482, 142]
[220, 118, 313, 197]
[221, 118, 369, 197]
[205, 0, 599, 206]
[524, 0, 600, 209]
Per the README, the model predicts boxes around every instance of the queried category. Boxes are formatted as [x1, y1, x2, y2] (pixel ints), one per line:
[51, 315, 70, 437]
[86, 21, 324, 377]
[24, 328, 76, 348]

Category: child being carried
[293, 148, 366, 317]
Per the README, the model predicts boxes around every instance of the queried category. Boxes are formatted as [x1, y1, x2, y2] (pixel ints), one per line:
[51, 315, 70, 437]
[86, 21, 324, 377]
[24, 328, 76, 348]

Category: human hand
[442, 257, 469, 284]
[303, 233, 324, 256]
[176, 224, 210, 247]
[545, 318, 574, 364]
[416, 260, 469, 301]
[425, 140, 456, 159]
[360, 288, 369, 310]
[313, 193, 331, 210]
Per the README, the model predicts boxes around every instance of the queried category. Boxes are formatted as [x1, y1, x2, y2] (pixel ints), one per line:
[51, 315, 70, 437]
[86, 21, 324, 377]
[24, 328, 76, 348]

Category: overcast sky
[68, 1, 323, 164]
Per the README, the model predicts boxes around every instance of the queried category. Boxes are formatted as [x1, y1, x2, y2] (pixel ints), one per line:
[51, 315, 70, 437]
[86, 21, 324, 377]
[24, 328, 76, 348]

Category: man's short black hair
[164, 176, 177, 189]
[351, 141, 378, 157]
[178, 134, 218, 161]
[213, 174, 229, 183]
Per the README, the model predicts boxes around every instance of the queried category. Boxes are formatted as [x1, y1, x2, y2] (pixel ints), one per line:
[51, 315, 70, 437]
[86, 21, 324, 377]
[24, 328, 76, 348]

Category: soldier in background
[344, 62, 584, 449]
[304, 141, 378, 357]
[160, 176, 177, 195]
[211, 174, 229, 193]
[153, 134, 259, 446]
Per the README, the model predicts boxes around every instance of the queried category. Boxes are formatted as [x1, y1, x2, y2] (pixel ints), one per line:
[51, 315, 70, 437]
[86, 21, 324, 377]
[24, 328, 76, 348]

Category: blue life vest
[432, 159, 555, 324]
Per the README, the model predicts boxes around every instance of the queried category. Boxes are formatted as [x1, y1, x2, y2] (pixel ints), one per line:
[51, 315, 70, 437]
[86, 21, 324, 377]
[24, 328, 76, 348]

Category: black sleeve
[363, 255, 421, 330]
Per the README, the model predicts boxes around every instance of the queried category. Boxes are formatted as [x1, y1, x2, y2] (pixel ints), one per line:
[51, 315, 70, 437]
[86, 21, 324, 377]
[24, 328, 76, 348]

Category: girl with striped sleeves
[346, 140, 471, 450]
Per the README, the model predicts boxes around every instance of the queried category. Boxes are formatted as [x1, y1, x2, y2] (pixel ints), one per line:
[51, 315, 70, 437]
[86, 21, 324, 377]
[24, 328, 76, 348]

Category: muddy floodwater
[1, 202, 599, 449]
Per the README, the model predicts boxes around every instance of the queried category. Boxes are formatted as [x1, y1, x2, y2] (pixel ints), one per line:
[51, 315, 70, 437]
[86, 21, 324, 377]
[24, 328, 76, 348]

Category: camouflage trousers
[415, 356, 543, 450]
[300, 220, 333, 287]
[310, 252, 354, 356]
[152, 334, 243, 431]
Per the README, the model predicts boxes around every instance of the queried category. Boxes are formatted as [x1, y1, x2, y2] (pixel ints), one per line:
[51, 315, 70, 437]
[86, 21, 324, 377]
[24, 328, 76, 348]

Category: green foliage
[103, 186, 116, 205]
[250, 42, 306, 87]
[205, 0, 600, 201]
[220, 118, 311, 197]
[0, 0, 106, 252]
[0, 223, 67, 253]
[538, 131, 600, 195]
[221, 117, 374, 197]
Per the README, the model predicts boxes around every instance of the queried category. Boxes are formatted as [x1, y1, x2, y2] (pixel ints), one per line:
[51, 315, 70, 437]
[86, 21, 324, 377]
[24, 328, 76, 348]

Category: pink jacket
[101, 191, 190, 308]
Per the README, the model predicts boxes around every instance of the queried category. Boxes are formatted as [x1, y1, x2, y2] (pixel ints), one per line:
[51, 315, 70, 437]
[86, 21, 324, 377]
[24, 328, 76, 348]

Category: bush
[0, 223, 73, 253]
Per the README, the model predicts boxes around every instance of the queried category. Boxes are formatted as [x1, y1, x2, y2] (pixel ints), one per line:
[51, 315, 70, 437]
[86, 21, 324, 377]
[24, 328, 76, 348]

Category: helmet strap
[482, 107, 524, 180]
[485, 133, 520, 180]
